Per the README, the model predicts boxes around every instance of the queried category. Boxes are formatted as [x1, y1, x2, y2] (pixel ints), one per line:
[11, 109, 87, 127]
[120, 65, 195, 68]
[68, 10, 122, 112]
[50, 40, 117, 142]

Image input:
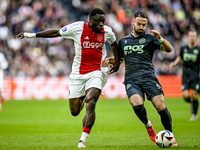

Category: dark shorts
[125, 75, 164, 101]
[182, 75, 199, 91]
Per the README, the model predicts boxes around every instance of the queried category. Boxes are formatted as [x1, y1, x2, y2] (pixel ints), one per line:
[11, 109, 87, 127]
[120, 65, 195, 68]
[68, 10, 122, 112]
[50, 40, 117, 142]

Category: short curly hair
[133, 11, 148, 20]
[89, 8, 105, 18]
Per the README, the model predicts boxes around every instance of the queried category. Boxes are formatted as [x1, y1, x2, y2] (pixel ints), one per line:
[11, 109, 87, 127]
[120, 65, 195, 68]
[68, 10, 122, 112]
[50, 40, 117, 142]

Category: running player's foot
[146, 125, 157, 142]
[172, 138, 178, 146]
[0, 103, 2, 112]
[78, 140, 86, 148]
[189, 114, 198, 121]
[1, 97, 6, 105]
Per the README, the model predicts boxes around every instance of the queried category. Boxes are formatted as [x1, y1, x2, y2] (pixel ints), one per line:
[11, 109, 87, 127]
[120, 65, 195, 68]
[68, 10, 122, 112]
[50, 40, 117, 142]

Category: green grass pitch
[0, 98, 199, 150]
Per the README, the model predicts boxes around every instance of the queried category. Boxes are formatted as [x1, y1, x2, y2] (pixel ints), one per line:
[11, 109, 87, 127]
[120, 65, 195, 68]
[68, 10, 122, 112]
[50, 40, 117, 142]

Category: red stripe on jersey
[80, 22, 105, 74]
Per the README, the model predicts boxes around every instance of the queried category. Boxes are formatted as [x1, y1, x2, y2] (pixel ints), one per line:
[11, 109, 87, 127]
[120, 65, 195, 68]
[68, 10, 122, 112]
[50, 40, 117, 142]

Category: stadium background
[0, 0, 200, 100]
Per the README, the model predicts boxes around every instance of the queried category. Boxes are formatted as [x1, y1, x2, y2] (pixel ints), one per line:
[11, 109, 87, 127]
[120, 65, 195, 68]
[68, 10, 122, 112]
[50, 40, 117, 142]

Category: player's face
[188, 31, 197, 45]
[89, 14, 105, 33]
[132, 17, 147, 36]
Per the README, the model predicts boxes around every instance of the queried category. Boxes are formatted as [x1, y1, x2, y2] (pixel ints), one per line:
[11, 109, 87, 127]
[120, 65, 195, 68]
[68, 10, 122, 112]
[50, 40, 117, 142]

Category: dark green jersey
[180, 45, 200, 77]
[118, 33, 161, 83]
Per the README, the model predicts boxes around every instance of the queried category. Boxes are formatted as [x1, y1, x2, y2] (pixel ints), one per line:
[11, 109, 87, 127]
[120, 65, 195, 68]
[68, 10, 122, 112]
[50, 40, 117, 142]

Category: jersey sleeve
[151, 36, 162, 50]
[59, 21, 83, 40]
[104, 26, 116, 44]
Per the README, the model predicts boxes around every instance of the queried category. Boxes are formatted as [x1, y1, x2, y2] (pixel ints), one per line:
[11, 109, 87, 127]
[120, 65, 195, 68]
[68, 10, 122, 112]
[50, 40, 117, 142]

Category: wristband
[158, 36, 164, 43]
[24, 32, 36, 38]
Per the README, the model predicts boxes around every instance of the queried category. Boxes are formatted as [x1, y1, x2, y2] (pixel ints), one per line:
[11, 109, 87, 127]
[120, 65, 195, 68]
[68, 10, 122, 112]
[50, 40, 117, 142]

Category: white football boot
[78, 140, 86, 148]
[189, 114, 198, 121]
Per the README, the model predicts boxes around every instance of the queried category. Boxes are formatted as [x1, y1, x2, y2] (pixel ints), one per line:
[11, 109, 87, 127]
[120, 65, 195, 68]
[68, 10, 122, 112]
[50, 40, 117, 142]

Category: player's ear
[131, 19, 134, 26]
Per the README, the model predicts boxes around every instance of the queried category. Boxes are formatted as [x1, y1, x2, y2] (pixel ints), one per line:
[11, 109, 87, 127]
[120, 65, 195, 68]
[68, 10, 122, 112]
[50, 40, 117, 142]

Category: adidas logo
[84, 36, 89, 39]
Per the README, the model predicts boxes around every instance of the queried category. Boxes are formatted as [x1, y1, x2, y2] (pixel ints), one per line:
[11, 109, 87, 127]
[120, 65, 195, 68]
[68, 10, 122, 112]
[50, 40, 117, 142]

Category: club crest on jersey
[97, 35, 103, 41]
[139, 38, 146, 44]
[184, 49, 187, 53]
[62, 27, 67, 32]
[193, 49, 199, 54]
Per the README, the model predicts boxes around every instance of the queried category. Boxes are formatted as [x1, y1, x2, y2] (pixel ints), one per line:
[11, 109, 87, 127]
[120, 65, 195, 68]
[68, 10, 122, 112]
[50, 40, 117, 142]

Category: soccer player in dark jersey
[170, 29, 200, 121]
[103, 11, 177, 146]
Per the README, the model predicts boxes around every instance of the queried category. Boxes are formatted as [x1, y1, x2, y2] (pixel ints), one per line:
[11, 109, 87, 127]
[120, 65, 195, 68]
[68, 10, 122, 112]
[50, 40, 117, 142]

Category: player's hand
[16, 33, 25, 39]
[109, 63, 120, 74]
[169, 62, 175, 71]
[102, 58, 109, 67]
[150, 30, 161, 39]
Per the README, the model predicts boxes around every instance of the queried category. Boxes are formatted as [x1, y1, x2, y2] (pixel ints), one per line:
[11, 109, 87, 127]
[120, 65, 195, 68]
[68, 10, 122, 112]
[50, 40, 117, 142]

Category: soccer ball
[155, 130, 175, 148]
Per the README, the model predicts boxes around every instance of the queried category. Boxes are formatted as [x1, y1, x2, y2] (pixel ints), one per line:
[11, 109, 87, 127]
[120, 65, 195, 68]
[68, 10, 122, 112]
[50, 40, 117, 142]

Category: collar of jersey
[188, 45, 198, 49]
[131, 31, 144, 37]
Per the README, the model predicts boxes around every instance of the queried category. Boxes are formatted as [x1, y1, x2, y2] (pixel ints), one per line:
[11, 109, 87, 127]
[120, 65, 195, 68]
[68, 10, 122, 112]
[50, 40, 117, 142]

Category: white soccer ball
[155, 130, 175, 148]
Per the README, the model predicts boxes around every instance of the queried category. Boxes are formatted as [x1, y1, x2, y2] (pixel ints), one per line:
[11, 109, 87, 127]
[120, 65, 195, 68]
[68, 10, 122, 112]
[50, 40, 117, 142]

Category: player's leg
[182, 90, 191, 103]
[126, 84, 156, 142]
[151, 95, 177, 146]
[151, 95, 172, 132]
[69, 96, 85, 116]
[78, 87, 101, 148]
[181, 78, 191, 103]
[190, 89, 199, 121]
[78, 71, 105, 148]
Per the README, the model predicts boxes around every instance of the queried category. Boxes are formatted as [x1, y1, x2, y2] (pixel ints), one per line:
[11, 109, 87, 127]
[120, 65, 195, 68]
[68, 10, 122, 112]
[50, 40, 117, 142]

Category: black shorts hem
[148, 92, 164, 101]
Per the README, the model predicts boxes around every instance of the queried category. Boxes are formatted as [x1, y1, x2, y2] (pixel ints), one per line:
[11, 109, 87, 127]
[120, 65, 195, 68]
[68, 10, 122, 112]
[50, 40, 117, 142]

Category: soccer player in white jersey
[0, 52, 8, 112]
[17, 8, 120, 148]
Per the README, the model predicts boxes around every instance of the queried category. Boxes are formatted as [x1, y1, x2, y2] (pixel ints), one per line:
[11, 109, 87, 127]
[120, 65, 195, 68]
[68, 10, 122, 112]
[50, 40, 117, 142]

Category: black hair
[133, 11, 148, 20]
[89, 8, 105, 18]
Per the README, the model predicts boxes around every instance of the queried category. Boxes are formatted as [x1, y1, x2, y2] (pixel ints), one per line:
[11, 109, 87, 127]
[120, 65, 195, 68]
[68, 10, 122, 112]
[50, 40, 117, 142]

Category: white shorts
[69, 71, 107, 99]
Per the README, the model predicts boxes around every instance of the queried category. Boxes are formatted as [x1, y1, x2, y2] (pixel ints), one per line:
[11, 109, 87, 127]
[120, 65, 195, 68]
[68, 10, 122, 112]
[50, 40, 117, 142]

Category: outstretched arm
[17, 29, 61, 39]
[169, 56, 182, 70]
[150, 30, 172, 53]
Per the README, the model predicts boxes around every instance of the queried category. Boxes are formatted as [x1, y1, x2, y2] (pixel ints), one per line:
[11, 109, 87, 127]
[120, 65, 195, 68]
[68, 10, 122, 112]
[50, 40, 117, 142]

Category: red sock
[82, 127, 91, 134]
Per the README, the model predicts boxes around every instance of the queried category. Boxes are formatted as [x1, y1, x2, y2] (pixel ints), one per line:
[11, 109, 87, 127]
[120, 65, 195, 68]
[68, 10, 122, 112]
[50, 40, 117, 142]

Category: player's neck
[189, 43, 196, 48]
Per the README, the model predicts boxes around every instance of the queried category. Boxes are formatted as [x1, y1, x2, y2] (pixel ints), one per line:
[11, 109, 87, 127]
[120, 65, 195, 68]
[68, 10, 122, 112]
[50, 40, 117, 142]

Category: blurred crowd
[0, 0, 200, 77]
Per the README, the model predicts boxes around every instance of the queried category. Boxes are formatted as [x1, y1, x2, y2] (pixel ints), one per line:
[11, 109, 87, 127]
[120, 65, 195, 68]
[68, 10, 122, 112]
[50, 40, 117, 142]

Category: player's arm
[109, 41, 121, 73]
[160, 39, 172, 53]
[169, 56, 182, 70]
[16, 29, 61, 39]
[150, 30, 172, 53]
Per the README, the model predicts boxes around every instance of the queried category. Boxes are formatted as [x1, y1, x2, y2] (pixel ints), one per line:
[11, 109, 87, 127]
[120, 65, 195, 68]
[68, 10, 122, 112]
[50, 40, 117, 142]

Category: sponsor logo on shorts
[126, 84, 131, 90]
[83, 41, 104, 48]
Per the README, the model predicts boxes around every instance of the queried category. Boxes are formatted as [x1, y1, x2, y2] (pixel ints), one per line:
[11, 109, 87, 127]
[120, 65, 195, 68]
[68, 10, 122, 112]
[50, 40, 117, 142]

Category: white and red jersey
[59, 21, 116, 76]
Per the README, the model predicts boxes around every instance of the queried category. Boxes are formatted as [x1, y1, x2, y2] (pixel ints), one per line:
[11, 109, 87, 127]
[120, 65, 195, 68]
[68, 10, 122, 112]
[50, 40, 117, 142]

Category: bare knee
[152, 95, 166, 111]
[86, 100, 96, 113]
[71, 109, 80, 116]
[182, 90, 190, 99]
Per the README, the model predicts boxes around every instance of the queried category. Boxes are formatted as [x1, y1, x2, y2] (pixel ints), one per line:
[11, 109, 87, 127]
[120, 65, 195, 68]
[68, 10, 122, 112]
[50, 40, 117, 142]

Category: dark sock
[184, 97, 191, 103]
[133, 104, 148, 124]
[192, 100, 199, 115]
[158, 108, 172, 132]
